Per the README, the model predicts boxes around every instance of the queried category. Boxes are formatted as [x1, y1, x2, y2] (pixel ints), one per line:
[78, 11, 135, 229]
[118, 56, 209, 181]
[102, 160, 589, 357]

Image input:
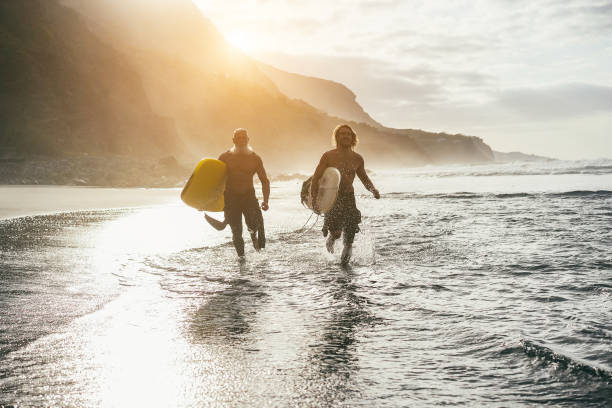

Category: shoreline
[0, 154, 191, 188]
[0, 185, 181, 220]
[0, 154, 312, 188]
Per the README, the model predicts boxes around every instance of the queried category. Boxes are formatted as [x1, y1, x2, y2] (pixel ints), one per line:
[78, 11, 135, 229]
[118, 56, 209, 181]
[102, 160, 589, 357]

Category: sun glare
[225, 30, 258, 53]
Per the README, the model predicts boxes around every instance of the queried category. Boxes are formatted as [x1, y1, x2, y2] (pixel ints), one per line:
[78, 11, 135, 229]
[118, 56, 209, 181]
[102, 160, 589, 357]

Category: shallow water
[1, 160, 611, 407]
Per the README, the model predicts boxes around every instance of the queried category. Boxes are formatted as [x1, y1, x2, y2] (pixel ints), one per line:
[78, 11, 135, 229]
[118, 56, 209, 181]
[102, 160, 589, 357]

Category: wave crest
[518, 339, 612, 381]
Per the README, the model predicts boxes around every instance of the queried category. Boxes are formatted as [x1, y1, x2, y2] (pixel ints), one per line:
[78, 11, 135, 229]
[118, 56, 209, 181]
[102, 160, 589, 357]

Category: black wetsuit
[219, 150, 266, 256]
[223, 189, 265, 256]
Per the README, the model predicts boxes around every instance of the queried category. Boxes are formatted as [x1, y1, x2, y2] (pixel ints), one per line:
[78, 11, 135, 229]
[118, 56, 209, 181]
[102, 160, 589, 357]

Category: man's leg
[256, 222, 265, 249]
[244, 196, 265, 251]
[340, 196, 361, 265]
[340, 227, 356, 265]
[225, 205, 244, 257]
[229, 222, 244, 256]
[326, 230, 341, 253]
[323, 207, 341, 254]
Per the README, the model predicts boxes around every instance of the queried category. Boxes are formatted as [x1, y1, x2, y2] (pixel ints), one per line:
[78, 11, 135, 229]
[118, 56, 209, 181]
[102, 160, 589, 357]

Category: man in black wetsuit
[214, 128, 269, 257]
[311, 124, 380, 265]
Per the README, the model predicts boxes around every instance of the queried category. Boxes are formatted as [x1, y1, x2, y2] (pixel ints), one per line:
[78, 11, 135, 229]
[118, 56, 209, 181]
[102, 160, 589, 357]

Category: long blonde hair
[332, 124, 358, 148]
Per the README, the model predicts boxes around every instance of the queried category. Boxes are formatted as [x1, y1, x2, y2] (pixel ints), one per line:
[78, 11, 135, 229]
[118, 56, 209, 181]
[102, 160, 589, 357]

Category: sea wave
[516, 339, 612, 381]
[380, 190, 612, 200]
[376, 159, 612, 178]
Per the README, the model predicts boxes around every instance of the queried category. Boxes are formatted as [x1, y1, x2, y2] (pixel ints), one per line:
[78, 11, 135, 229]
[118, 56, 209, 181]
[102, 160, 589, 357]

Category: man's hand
[261, 201, 269, 211]
[372, 188, 380, 199]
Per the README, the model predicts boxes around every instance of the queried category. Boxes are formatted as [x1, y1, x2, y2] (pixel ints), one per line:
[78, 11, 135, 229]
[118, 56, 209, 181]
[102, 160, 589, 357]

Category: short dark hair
[233, 128, 248, 138]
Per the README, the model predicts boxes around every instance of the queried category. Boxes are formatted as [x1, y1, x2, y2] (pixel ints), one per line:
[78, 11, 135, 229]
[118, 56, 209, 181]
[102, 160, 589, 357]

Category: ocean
[1, 159, 611, 407]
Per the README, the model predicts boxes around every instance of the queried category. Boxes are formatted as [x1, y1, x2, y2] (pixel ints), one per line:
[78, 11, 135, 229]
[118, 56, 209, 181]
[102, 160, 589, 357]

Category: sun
[225, 30, 258, 53]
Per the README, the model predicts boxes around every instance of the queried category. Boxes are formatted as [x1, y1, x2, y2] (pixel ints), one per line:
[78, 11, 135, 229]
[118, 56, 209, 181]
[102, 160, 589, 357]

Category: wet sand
[0, 185, 181, 220]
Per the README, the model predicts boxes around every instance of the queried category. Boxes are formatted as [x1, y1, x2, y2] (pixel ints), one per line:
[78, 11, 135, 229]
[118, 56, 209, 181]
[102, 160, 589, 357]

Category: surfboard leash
[297, 212, 320, 234]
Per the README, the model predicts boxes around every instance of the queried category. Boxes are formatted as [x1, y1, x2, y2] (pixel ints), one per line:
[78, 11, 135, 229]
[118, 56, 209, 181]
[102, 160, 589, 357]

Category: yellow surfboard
[181, 158, 226, 212]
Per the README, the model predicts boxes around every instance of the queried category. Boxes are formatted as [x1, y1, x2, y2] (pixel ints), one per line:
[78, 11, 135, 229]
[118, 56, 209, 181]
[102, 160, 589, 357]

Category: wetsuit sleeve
[255, 155, 270, 204]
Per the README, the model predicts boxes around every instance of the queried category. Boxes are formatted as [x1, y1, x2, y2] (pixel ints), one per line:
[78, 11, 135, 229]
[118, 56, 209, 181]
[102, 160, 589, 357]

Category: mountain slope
[58, 0, 493, 167]
[256, 62, 382, 128]
[2, 0, 494, 185]
[387, 128, 494, 164]
[59, 0, 279, 93]
[56, 0, 433, 170]
[493, 151, 554, 162]
[0, 0, 177, 157]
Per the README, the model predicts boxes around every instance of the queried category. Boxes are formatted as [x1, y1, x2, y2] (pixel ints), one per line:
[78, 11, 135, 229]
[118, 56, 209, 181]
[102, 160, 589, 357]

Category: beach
[0, 185, 180, 220]
[1, 160, 611, 407]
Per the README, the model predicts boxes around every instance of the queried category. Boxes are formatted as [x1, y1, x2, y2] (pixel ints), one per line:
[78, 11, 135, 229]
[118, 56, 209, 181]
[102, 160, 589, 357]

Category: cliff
[388, 128, 495, 164]
[1, 0, 496, 186]
[58, 0, 431, 171]
[255, 62, 382, 128]
[493, 151, 555, 162]
[0, 0, 178, 157]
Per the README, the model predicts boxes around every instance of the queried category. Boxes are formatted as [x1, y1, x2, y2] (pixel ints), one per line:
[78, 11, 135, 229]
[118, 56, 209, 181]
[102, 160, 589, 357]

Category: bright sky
[197, 0, 612, 159]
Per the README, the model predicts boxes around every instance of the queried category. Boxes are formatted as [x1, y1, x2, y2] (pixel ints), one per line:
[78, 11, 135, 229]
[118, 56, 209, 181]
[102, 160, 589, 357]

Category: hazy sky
[197, 0, 612, 159]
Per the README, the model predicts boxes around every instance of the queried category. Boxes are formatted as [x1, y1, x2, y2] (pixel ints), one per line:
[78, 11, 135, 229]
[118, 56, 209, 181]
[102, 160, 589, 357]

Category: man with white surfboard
[210, 128, 270, 258]
[311, 124, 380, 265]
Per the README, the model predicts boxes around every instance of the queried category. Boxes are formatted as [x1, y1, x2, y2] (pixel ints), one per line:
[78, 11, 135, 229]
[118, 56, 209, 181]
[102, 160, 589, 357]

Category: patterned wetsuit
[322, 191, 361, 245]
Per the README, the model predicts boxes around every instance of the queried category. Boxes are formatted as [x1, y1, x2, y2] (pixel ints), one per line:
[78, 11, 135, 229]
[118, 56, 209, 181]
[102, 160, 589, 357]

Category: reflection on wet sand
[189, 266, 268, 346]
[299, 266, 379, 405]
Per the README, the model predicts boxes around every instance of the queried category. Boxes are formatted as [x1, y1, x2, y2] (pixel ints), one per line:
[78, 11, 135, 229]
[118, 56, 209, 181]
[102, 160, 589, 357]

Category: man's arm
[356, 156, 380, 199]
[256, 157, 270, 211]
[311, 153, 328, 212]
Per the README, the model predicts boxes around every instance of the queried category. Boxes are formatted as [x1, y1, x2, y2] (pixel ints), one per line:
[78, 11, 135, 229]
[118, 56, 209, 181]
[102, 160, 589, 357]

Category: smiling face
[337, 129, 353, 148]
[333, 125, 357, 149]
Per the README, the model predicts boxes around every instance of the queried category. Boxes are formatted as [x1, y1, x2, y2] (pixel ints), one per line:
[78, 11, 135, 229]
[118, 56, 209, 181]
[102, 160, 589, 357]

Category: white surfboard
[303, 167, 341, 214]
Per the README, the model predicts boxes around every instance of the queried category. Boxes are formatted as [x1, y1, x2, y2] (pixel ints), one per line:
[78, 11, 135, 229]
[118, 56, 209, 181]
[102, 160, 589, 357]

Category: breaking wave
[381, 190, 612, 200]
